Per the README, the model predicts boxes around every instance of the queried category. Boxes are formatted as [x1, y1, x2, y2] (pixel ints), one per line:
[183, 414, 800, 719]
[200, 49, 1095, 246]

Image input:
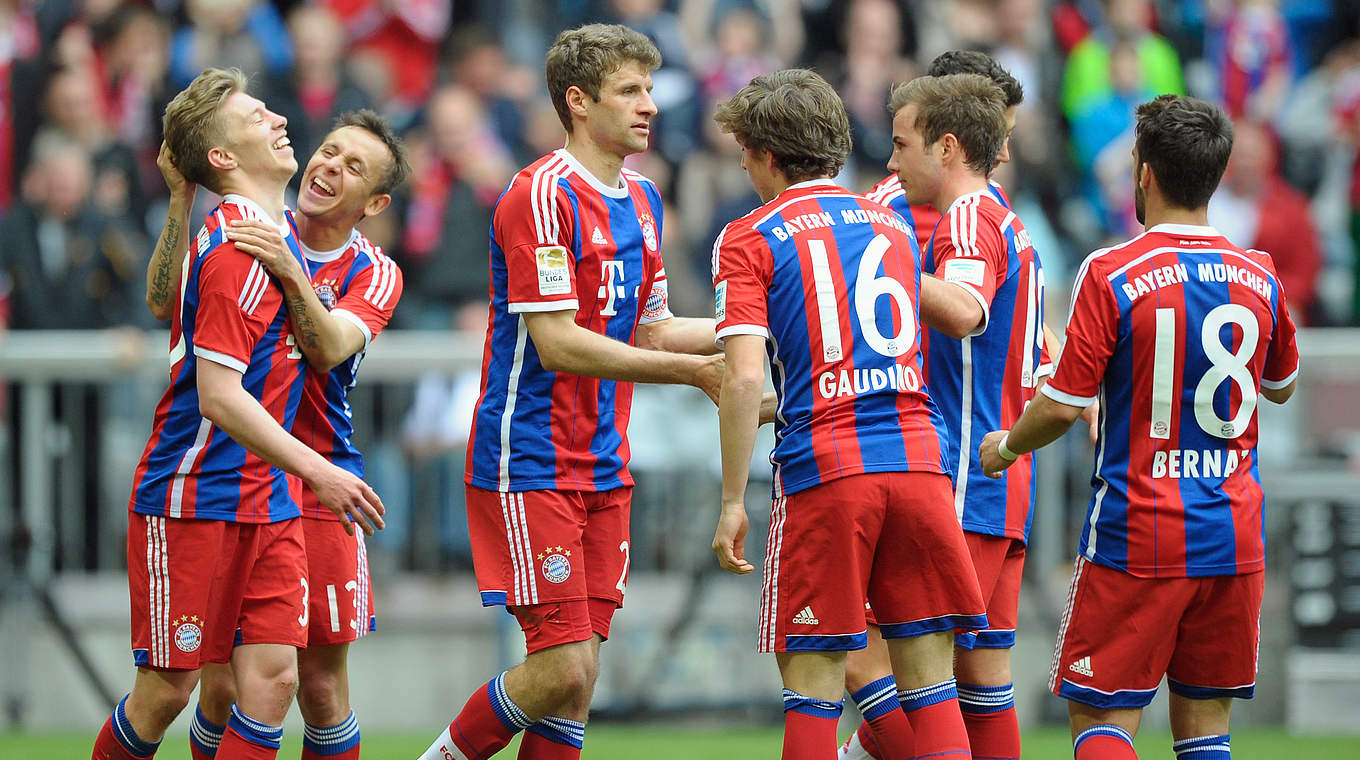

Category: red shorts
[955, 534, 1025, 650]
[467, 486, 630, 649]
[1050, 556, 1263, 709]
[129, 514, 307, 669]
[758, 472, 986, 653]
[302, 517, 376, 647]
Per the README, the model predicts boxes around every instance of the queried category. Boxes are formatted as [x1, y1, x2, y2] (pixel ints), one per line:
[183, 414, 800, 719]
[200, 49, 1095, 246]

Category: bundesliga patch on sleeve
[535, 246, 572, 296]
[943, 259, 986, 287]
[714, 280, 727, 322]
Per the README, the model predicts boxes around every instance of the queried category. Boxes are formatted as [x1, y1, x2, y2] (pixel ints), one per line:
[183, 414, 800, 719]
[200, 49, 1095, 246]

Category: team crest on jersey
[639, 213, 658, 252]
[535, 246, 572, 296]
[642, 283, 667, 320]
[313, 279, 338, 310]
[172, 615, 203, 653]
[538, 545, 572, 583]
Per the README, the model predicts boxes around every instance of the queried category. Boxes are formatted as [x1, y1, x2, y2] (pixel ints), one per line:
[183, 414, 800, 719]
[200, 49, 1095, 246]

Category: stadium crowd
[1, 0, 1357, 334]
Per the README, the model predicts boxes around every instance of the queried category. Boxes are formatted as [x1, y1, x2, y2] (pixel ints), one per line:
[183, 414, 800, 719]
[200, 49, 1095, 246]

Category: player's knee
[297, 673, 345, 724]
[198, 675, 237, 717]
[140, 678, 195, 724]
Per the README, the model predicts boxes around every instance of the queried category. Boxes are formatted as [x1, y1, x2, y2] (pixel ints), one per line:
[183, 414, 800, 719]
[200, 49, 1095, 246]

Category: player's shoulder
[347, 229, 401, 275]
[620, 166, 659, 192]
[866, 173, 904, 205]
[499, 151, 575, 205]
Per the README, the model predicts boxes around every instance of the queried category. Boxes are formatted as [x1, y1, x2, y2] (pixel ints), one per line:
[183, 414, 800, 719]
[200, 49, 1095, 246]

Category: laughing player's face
[219, 91, 296, 184]
[888, 103, 941, 207]
[298, 126, 392, 223]
[582, 60, 657, 159]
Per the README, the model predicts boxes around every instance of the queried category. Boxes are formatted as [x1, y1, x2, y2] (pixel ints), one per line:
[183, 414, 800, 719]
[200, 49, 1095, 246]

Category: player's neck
[219, 176, 287, 223]
[933, 171, 990, 213]
[1142, 197, 1210, 230]
[563, 138, 625, 190]
[295, 213, 355, 252]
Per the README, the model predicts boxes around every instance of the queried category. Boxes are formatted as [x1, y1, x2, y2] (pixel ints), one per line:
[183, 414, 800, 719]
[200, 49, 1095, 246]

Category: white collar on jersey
[222, 194, 292, 235]
[553, 148, 632, 199]
[1146, 222, 1222, 238]
[944, 187, 994, 214]
[301, 229, 358, 263]
[785, 178, 839, 192]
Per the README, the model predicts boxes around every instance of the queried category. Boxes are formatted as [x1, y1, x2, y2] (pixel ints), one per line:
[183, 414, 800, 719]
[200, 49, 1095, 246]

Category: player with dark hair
[146, 107, 411, 760]
[92, 68, 384, 760]
[711, 67, 984, 760]
[980, 94, 1298, 760]
[416, 24, 725, 760]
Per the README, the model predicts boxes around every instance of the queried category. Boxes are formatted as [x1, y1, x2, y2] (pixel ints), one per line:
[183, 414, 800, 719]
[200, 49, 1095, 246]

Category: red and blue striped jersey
[1043, 224, 1300, 578]
[712, 179, 950, 497]
[466, 149, 672, 492]
[293, 230, 403, 520]
[925, 190, 1049, 542]
[865, 174, 1011, 246]
[130, 195, 308, 523]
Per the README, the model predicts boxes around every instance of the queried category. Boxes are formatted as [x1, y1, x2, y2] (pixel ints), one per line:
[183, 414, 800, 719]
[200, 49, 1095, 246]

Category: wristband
[997, 433, 1020, 462]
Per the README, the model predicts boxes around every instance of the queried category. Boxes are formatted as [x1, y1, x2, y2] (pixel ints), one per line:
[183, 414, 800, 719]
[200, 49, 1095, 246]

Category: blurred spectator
[0, 133, 144, 329]
[444, 28, 536, 164]
[169, 0, 292, 88]
[831, 0, 918, 187]
[1208, 119, 1322, 323]
[399, 84, 514, 326]
[603, 0, 699, 164]
[262, 4, 372, 180]
[0, 0, 41, 210]
[96, 5, 170, 159]
[1060, 0, 1185, 125]
[993, 0, 1069, 197]
[319, 0, 450, 119]
[42, 66, 147, 226]
[1205, 0, 1295, 121]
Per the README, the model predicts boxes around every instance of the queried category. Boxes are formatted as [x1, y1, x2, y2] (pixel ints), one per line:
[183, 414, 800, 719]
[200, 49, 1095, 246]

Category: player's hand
[693, 353, 725, 406]
[712, 503, 754, 574]
[309, 464, 387, 536]
[157, 140, 195, 200]
[1080, 399, 1100, 445]
[978, 430, 1013, 479]
[227, 220, 303, 282]
[757, 391, 778, 426]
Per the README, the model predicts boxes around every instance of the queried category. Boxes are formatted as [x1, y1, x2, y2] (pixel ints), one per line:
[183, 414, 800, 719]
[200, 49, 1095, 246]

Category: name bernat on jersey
[1151, 448, 1250, 479]
[1120, 261, 1273, 302]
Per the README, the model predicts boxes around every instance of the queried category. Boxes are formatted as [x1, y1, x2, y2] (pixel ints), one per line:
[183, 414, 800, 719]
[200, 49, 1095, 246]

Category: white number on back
[807, 234, 916, 361]
[1150, 303, 1259, 440]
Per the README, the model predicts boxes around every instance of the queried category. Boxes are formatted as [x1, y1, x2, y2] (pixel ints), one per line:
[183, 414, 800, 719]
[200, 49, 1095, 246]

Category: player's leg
[954, 535, 1026, 760]
[1162, 571, 1264, 760]
[1068, 702, 1143, 759]
[296, 518, 374, 760]
[777, 651, 850, 760]
[840, 621, 910, 760]
[95, 514, 225, 760]
[419, 487, 595, 760]
[872, 472, 986, 760]
[189, 663, 235, 759]
[216, 519, 308, 760]
[297, 644, 360, 760]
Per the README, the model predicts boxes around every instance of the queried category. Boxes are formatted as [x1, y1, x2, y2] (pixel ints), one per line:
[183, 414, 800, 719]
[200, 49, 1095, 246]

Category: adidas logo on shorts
[1069, 656, 1094, 677]
[791, 606, 820, 625]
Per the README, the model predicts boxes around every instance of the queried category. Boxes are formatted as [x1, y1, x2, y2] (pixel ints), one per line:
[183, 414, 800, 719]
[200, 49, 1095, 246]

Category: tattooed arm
[225, 220, 366, 372]
[146, 142, 195, 321]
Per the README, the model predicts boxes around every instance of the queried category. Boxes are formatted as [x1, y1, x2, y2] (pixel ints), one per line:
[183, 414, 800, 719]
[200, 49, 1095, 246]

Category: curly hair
[712, 68, 852, 183]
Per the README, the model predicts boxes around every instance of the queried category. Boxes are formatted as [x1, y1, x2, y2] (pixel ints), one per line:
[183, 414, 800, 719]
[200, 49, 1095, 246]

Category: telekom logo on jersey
[598, 260, 629, 316]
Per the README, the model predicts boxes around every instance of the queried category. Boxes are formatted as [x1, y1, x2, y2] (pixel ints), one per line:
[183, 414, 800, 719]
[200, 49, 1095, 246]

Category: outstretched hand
[310, 465, 387, 536]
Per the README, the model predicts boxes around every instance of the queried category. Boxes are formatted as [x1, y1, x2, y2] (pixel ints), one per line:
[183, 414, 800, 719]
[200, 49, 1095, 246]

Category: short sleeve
[711, 223, 771, 345]
[1042, 257, 1117, 407]
[331, 252, 404, 347]
[933, 199, 1007, 335]
[192, 244, 281, 372]
[638, 265, 674, 325]
[1262, 287, 1300, 390]
[494, 176, 579, 314]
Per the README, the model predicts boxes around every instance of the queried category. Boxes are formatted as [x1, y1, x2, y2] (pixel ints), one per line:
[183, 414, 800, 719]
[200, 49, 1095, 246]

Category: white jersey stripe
[954, 336, 975, 522]
[169, 419, 214, 518]
[1084, 387, 1111, 559]
[531, 156, 570, 245]
[498, 320, 531, 490]
[237, 260, 265, 309]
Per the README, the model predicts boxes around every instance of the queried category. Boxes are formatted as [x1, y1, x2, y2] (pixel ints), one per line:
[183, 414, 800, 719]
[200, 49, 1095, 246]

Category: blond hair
[712, 68, 851, 182]
[162, 67, 249, 194]
[545, 24, 661, 132]
[888, 74, 1007, 176]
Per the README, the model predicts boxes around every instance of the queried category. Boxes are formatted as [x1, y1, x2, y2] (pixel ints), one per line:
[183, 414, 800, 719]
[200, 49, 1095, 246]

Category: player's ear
[207, 146, 236, 173]
[565, 85, 590, 122]
[364, 193, 391, 218]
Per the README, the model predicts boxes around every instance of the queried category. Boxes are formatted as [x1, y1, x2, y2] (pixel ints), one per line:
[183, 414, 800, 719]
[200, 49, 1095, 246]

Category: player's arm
[919, 274, 986, 338]
[1042, 322, 1099, 443]
[713, 333, 763, 575]
[1262, 381, 1296, 404]
[225, 220, 366, 371]
[196, 359, 385, 534]
[146, 141, 195, 320]
[523, 309, 723, 403]
[978, 393, 1085, 478]
[634, 316, 720, 355]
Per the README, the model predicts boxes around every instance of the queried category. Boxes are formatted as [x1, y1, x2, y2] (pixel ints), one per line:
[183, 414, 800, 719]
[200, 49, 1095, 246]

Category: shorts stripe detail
[879, 613, 987, 639]
[1167, 678, 1255, 700]
[785, 632, 869, 651]
[500, 493, 526, 605]
[355, 531, 371, 637]
[1049, 555, 1086, 693]
[146, 516, 170, 667]
[515, 493, 537, 603]
[1058, 679, 1159, 709]
[759, 497, 787, 653]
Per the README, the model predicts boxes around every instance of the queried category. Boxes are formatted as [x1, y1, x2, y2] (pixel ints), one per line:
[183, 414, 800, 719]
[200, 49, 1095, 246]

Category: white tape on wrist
[997, 432, 1020, 462]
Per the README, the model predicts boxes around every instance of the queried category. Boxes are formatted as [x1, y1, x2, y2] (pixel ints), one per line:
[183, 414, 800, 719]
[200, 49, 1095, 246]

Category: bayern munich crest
[639, 214, 658, 252]
[314, 281, 338, 309]
[172, 615, 203, 653]
[538, 546, 573, 584]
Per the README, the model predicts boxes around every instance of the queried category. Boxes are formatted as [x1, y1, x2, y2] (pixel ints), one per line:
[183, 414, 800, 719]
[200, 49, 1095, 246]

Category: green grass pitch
[5, 725, 1359, 758]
